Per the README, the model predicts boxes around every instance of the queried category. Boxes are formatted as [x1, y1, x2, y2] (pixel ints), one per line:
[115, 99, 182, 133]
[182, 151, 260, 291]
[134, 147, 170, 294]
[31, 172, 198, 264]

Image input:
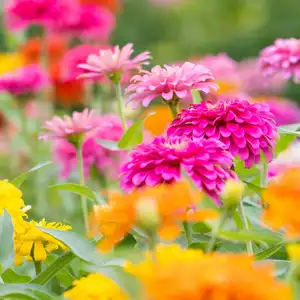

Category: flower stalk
[114, 83, 127, 131]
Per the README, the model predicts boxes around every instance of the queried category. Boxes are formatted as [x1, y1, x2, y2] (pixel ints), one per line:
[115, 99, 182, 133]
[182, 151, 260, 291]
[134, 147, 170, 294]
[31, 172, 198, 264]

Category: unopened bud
[222, 179, 245, 207]
[136, 197, 160, 233]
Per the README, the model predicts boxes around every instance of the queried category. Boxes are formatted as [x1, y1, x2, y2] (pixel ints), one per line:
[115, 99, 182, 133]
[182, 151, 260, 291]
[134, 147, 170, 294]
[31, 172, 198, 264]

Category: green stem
[191, 89, 202, 104]
[167, 101, 179, 119]
[183, 221, 193, 245]
[238, 200, 254, 255]
[77, 144, 89, 233]
[34, 260, 42, 275]
[114, 83, 127, 131]
[148, 233, 157, 263]
[206, 209, 229, 253]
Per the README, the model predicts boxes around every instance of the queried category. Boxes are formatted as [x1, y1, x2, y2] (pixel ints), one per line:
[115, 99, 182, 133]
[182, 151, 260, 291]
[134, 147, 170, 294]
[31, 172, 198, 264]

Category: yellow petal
[34, 241, 47, 261]
[19, 241, 33, 256]
[14, 254, 24, 266]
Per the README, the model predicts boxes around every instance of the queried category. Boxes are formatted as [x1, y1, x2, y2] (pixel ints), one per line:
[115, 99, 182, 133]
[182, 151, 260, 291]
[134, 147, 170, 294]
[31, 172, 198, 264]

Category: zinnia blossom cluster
[126, 245, 291, 300]
[126, 62, 218, 108]
[120, 136, 235, 205]
[90, 181, 218, 250]
[0, 65, 49, 97]
[260, 38, 300, 83]
[167, 99, 278, 168]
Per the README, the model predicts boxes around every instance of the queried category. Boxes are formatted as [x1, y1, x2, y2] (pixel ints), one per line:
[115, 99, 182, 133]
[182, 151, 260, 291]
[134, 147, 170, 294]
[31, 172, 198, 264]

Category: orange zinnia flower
[262, 168, 300, 238]
[126, 244, 291, 300]
[90, 181, 218, 251]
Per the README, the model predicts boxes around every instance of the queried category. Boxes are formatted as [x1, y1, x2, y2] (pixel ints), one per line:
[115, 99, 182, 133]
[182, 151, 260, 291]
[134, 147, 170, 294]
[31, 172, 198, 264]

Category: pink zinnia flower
[120, 136, 235, 205]
[60, 44, 110, 81]
[77, 43, 151, 82]
[0, 65, 48, 97]
[53, 4, 115, 41]
[39, 109, 98, 144]
[167, 99, 279, 168]
[259, 38, 300, 83]
[239, 58, 286, 96]
[5, 0, 61, 30]
[53, 114, 127, 180]
[126, 62, 218, 109]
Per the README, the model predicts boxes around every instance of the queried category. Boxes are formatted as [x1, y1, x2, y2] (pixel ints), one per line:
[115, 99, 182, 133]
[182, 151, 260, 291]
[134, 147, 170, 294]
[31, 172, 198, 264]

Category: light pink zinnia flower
[126, 62, 218, 109]
[0, 65, 48, 97]
[5, 0, 61, 30]
[259, 38, 300, 83]
[120, 136, 235, 205]
[60, 44, 110, 81]
[167, 99, 279, 168]
[39, 109, 98, 144]
[77, 43, 151, 82]
[53, 4, 115, 41]
[239, 58, 286, 96]
[53, 114, 127, 180]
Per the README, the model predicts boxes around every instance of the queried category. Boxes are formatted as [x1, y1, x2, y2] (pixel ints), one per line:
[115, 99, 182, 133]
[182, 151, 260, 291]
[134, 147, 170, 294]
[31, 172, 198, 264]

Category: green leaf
[188, 242, 208, 251]
[11, 161, 52, 187]
[278, 124, 300, 135]
[37, 228, 102, 265]
[31, 252, 75, 285]
[118, 112, 155, 149]
[219, 230, 283, 243]
[48, 183, 97, 202]
[0, 211, 15, 274]
[275, 132, 297, 156]
[255, 243, 284, 260]
[234, 158, 260, 183]
[1, 269, 31, 283]
[243, 181, 264, 197]
[0, 283, 61, 300]
[193, 222, 211, 234]
[191, 89, 202, 104]
[96, 139, 120, 151]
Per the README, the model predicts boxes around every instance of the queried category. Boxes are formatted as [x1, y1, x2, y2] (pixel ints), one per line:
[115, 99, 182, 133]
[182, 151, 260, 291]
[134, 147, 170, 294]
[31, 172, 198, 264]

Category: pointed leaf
[1, 269, 31, 283]
[191, 89, 202, 104]
[11, 162, 52, 187]
[96, 139, 120, 151]
[255, 243, 284, 260]
[275, 132, 297, 155]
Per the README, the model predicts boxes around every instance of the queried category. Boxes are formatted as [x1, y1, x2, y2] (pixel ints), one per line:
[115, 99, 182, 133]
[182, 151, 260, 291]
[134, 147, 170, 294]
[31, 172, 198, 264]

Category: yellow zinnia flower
[0, 180, 26, 219]
[0, 53, 24, 75]
[126, 244, 291, 300]
[14, 218, 71, 266]
[64, 273, 128, 300]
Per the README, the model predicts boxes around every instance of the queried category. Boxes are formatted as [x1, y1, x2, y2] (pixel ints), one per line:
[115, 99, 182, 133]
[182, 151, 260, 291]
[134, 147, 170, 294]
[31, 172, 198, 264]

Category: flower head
[64, 273, 128, 300]
[14, 218, 71, 266]
[120, 136, 235, 205]
[39, 109, 98, 146]
[0, 65, 49, 97]
[126, 244, 291, 300]
[259, 38, 300, 83]
[167, 99, 278, 168]
[78, 43, 151, 83]
[90, 181, 218, 250]
[126, 62, 218, 109]
[262, 168, 300, 238]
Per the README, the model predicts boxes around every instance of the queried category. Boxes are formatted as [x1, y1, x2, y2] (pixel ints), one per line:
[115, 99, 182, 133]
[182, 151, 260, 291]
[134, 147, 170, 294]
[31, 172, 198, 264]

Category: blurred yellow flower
[0, 53, 24, 75]
[64, 273, 128, 300]
[262, 168, 300, 238]
[216, 80, 241, 95]
[90, 180, 218, 251]
[0, 180, 26, 219]
[126, 244, 291, 300]
[14, 218, 71, 266]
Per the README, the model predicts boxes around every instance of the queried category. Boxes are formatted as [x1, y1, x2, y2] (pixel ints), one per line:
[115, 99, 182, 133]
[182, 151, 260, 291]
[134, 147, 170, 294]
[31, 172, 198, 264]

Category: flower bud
[222, 179, 245, 207]
[136, 197, 160, 233]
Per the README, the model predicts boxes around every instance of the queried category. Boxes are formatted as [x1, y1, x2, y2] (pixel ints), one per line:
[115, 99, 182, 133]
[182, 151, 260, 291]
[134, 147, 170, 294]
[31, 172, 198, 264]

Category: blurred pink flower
[5, 0, 61, 30]
[0, 65, 49, 96]
[53, 114, 127, 180]
[167, 98, 279, 168]
[78, 43, 151, 81]
[120, 136, 235, 205]
[126, 62, 218, 109]
[39, 109, 98, 143]
[259, 38, 300, 83]
[60, 44, 110, 81]
[239, 58, 286, 96]
[53, 3, 115, 41]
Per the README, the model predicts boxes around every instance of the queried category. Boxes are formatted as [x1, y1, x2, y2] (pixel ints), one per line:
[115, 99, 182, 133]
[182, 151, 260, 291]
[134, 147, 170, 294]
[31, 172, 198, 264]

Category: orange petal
[159, 223, 181, 241]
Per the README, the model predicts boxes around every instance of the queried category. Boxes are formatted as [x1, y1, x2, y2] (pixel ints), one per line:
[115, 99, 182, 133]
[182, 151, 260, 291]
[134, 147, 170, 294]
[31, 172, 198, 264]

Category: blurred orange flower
[79, 0, 121, 13]
[90, 181, 217, 251]
[262, 168, 300, 238]
[126, 244, 291, 300]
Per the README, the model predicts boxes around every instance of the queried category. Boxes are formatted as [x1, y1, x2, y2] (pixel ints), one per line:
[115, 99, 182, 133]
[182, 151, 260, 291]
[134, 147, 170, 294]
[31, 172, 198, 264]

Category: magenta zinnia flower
[120, 136, 235, 205]
[0, 65, 48, 97]
[39, 109, 98, 145]
[167, 99, 279, 168]
[126, 62, 218, 109]
[259, 38, 300, 83]
[78, 43, 151, 82]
